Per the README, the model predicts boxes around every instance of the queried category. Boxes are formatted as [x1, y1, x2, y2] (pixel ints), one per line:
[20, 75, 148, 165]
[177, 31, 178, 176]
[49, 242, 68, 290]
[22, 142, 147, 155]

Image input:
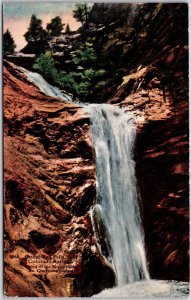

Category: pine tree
[65, 23, 71, 34]
[3, 29, 16, 55]
[24, 15, 47, 42]
[73, 4, 91, 26]
[46, 16, 64, 37]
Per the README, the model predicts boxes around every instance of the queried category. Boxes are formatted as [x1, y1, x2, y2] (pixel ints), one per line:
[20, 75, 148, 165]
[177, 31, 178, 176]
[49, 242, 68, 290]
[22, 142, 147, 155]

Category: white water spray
[87, 104, 149, 285]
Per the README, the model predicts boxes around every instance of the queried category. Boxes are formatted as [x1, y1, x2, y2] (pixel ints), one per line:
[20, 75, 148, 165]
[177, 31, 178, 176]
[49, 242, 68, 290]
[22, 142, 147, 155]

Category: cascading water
[19, 67, 73, 102]
[21, 66, 149, 285]
[22, 67, 149, 284]
[20, 68, 189, 297]
[87, 104, 149, 286]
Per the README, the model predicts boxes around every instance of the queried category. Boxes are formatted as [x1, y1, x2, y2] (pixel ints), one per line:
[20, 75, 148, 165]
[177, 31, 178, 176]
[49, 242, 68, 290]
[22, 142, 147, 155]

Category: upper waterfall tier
[19, 67, 73, 102]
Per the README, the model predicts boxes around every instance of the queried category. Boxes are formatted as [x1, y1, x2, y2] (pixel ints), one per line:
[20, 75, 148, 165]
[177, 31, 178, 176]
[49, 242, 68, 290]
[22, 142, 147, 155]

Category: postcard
[3, 2, 189, 297]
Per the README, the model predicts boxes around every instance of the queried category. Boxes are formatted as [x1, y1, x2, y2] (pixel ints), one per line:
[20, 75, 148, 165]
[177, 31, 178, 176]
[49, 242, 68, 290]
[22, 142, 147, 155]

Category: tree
[65, 23, 71, 34]
[3, 29, 16, 55]
[72, 40, 97, 66]
[33, 51, 59, 82]
[46, 16, 64, 37]
[73, 4, 91, 26]
[24, 14, 47, 42]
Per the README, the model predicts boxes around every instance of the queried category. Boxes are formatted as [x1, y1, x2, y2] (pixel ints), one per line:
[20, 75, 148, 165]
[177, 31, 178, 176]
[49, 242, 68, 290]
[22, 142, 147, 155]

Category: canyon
[4, 3, 189, 297]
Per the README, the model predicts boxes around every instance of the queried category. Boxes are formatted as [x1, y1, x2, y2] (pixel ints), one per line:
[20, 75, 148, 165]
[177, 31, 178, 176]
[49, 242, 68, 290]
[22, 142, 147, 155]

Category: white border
[1, 1, 190, 300]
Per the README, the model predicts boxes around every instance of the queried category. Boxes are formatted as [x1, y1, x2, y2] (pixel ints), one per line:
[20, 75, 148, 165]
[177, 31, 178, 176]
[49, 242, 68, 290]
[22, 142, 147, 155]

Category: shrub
[33, 51, 59, 82]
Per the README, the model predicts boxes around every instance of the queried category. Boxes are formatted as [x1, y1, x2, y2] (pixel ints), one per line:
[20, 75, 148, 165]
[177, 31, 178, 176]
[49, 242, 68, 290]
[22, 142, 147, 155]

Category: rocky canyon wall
[3, 61, 115, 297]
[114, 63, 189, 282]
[105, 3, 189, 282]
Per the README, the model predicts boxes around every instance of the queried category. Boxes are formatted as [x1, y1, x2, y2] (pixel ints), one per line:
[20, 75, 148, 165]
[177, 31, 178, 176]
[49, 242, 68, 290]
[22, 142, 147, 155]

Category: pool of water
[93, 280, 190, 297]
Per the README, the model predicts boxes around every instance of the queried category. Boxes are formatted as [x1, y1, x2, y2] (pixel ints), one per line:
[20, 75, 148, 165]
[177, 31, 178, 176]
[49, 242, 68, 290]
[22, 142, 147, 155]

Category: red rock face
[3, 61, 115, 297]
[136, 77, 189, 281]
[109, 41, 189, 281]
[136, 115, 189, 282]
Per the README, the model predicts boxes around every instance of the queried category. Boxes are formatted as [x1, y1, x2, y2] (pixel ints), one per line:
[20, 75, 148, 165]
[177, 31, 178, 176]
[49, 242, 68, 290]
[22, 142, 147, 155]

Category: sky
[3, 3, 81, 51]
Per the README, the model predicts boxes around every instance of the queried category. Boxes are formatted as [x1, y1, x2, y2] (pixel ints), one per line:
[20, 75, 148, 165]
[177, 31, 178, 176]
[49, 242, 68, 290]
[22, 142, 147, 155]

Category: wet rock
[3, 61, 107, 297]
[80, 249, 116, 297]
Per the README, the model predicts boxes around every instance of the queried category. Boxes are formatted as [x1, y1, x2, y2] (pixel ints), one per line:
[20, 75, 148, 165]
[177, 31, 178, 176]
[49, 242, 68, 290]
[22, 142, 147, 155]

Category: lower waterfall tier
[87, 104, 149, 285]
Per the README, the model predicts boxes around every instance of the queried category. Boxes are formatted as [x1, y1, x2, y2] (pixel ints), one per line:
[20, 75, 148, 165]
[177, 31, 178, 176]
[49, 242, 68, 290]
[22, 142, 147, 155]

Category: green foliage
[33, 46, 106, 101]
[46, 16, 64, 37]
[24, 15, 47, 42]
[95, 80, 108, 89]
[73, 4, 91, 26]
[102, 25, 135, 58]
[84, 68, 106, 79]
[3, 29, 16, 55]
[33, 51, 59, 82]
[74, 81, 91, 98]
[72, 44, 97, 65]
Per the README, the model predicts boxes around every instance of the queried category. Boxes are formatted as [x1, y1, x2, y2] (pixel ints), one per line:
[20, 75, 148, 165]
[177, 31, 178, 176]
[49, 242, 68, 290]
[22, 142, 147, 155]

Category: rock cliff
[4, 60, 115, 297]
[116, 62, 189, 282]
[104, 3, 189, 281]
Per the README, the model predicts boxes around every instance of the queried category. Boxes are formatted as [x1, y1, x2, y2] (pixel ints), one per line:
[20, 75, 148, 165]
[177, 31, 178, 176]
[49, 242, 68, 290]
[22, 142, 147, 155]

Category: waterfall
[15, 67, 189, 297]
[19, 67, 73, 102]
[87, 104, 150, 286]
[21, 68, 149, 285]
